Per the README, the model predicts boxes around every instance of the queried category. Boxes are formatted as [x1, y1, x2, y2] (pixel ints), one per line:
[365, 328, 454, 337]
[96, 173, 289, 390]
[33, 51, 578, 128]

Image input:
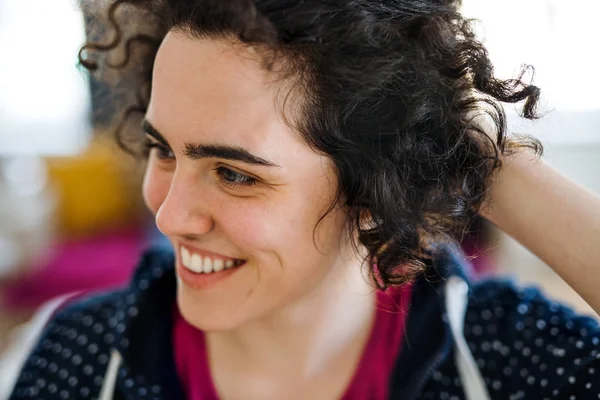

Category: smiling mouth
[180, 245, 245, 274]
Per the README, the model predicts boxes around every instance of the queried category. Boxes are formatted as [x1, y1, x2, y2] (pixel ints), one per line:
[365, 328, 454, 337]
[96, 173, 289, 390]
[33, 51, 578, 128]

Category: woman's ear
[358, 208, 376, 231]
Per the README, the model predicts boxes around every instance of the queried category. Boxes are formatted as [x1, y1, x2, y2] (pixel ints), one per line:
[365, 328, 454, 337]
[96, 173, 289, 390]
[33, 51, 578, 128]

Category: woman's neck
[205, 256, 376, 395]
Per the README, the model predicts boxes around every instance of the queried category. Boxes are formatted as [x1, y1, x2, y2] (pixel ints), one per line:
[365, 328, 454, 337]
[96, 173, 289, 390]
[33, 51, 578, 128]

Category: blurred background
[0, 0, 160, 367]
[0, 0, 599, 384]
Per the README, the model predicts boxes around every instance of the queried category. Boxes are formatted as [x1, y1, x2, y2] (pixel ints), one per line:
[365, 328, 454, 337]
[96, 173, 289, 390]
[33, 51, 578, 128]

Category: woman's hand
[480, 150, 600, 315]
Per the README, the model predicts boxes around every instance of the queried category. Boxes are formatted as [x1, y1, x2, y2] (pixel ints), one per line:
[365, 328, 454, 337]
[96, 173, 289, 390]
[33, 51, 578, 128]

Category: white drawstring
[445, 276, 491, 400]
[98, 349, 122, 400]
[0, 293, 78, 399]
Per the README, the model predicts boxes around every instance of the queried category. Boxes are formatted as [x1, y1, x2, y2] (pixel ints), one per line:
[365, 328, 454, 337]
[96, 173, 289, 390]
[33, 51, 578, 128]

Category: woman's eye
[216, 166, 257, 188]
[144, 140, 175, 160]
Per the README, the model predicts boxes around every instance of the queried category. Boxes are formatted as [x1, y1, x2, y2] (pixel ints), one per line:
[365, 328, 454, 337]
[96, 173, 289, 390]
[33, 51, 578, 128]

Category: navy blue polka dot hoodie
[8, 246, 600, 399]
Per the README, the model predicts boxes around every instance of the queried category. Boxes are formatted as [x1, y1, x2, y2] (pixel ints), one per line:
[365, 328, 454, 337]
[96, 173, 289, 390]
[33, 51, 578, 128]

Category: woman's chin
[176, 291, 248, 332]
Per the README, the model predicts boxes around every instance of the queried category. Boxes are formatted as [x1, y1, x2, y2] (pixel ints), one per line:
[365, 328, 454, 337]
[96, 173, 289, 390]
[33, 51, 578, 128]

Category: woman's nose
[154, 176, 214, 238]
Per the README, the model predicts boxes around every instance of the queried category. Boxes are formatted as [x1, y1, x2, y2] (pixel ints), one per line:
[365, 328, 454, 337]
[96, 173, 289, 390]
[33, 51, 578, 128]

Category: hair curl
[80, 0, 542, 288]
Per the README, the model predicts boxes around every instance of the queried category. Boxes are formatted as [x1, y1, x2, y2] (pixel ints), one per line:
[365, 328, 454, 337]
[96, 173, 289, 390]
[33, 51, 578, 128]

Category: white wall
[0, 0, 91, 156]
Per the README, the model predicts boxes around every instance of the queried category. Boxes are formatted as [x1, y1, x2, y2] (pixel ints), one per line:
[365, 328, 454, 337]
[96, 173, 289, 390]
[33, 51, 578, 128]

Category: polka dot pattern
[9, 249, 173, 400]
[8, 249, 600, 399]
[419, 281, 600, 399]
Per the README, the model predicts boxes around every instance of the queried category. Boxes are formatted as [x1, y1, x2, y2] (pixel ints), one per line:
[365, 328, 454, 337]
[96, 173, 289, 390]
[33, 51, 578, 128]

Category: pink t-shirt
[173, 285, 412, 400]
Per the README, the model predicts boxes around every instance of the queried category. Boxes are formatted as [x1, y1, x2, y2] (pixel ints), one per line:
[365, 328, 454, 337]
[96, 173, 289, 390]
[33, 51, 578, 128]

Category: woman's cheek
[224, 204, 281, 248]
[142, 165, 171, 215]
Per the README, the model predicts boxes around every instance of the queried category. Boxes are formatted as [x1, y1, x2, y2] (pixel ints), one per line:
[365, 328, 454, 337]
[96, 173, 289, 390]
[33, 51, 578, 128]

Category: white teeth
[213, 259, 224, 272]
[203, 256, 213, 274]
[182, 247, 191, 268]
[190, 254, 203, 273]
[180, 246, 240, 274]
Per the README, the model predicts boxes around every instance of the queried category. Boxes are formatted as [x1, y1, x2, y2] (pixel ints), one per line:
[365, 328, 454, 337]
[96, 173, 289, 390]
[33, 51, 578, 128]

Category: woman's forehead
[147, 32, 318, 165]
[152, 33, 274, 115]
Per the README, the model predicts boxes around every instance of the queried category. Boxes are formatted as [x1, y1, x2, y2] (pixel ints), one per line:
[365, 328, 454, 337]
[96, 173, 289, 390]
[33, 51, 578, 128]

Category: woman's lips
[177, 244, 246, 289]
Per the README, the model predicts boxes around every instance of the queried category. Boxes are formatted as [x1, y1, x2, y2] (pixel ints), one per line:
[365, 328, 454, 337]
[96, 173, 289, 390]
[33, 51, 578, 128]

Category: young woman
[9, 0, 600, 399]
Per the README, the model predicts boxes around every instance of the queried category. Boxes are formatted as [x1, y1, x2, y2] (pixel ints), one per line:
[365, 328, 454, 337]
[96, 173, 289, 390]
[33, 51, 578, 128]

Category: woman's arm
[480, 150, 600, 315]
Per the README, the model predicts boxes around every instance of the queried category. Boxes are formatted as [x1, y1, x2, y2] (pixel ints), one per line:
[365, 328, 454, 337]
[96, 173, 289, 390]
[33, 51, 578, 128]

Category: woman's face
[143, 31, 360, 331]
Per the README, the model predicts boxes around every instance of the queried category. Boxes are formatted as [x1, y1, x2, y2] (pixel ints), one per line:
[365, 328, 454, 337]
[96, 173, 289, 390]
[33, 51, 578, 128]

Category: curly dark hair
[80, 0, 542, 288]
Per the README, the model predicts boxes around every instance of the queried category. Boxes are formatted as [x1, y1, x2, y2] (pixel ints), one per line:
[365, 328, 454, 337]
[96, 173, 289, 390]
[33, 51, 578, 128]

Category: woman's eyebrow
[143, 119, 169, 145]
[142, 119, 280, 168]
